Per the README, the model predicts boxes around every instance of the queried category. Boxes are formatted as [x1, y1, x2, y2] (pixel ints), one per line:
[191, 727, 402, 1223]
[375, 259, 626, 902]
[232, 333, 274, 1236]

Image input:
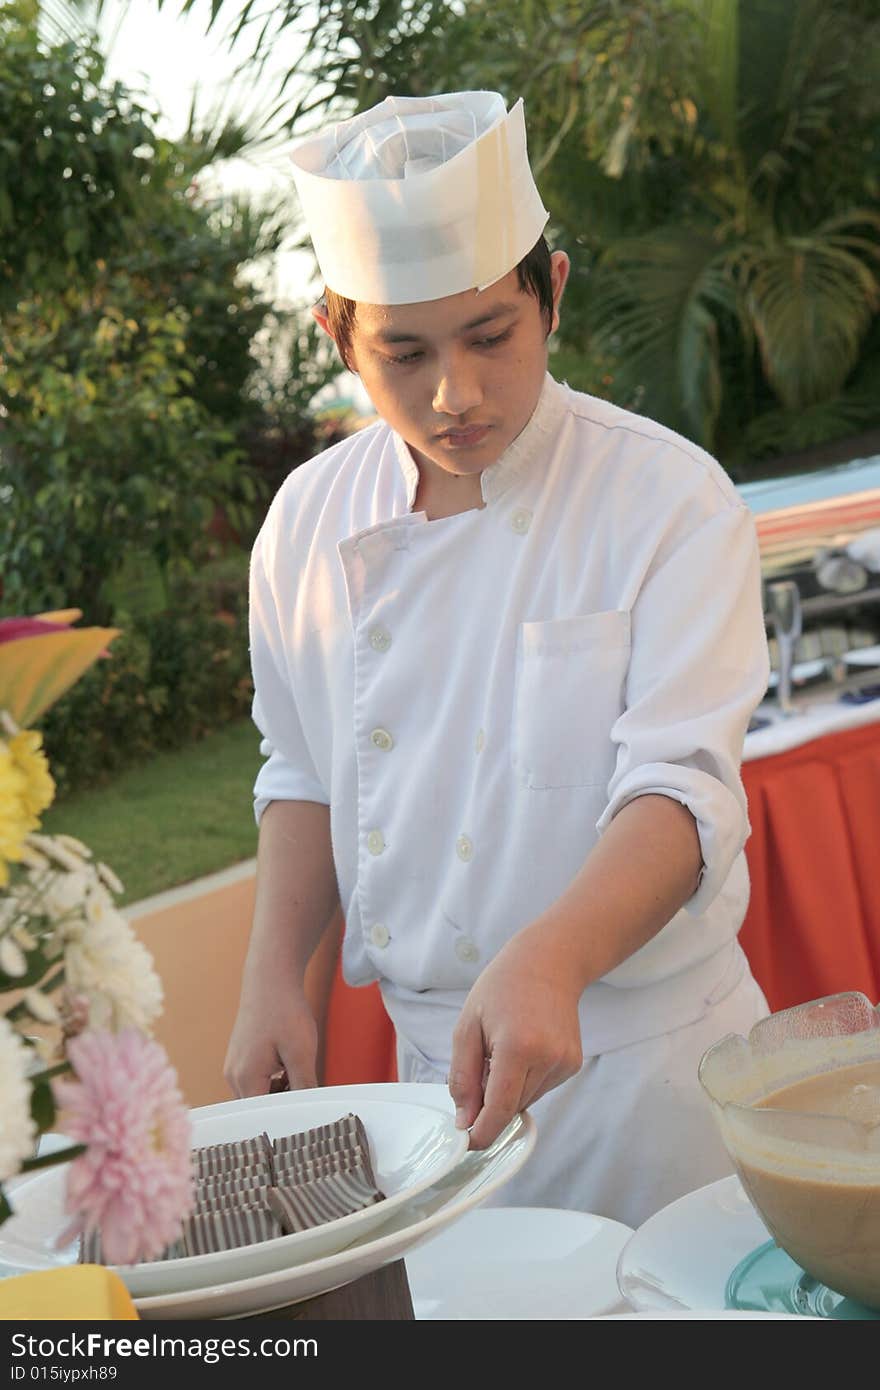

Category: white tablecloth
[743, 695, 880, 761]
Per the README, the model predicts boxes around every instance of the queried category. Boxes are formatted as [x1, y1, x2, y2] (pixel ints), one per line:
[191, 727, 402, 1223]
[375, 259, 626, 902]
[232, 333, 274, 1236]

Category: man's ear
[548, 251, 571, 336]
[311, 298, 354, 371]
[311, 299, 334, 340]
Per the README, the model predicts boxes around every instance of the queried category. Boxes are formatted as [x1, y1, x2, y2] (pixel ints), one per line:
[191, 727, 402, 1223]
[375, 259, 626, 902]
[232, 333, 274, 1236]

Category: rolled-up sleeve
[249, 531, 329, 823]
[595, 502, 769, 915]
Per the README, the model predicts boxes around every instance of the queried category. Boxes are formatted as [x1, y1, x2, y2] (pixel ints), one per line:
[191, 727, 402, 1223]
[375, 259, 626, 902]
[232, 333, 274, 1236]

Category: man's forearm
[244, 799, 341, 985]
[518, 793, 703, 992]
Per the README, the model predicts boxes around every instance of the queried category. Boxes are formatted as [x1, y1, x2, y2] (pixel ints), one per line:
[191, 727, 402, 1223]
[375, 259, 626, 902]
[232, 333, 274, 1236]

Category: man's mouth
[436, 424, 491, 446]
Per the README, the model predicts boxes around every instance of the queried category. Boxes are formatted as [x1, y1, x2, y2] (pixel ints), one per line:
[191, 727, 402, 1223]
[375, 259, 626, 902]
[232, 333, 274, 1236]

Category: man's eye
[475, 329, 513, 349]
[386, 350, 423, 365]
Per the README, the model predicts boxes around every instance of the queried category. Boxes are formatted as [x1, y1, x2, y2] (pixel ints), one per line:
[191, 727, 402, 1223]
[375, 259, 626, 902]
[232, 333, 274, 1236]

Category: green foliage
[189, 0, 880, 470]
[0, 3, 335, 624]
[250, 312, 346, 431]
[28, 1071, 58, 1133]
[0, 2, 156, 306]
[38, 550, 253, 797]
[0, 274, 245, 622]
[239, 312, 350, 517]
[40, 716, 262, 905]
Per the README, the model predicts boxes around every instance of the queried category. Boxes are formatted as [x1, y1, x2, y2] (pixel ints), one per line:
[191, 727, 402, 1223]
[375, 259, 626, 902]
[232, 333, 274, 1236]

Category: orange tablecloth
[322, 959, 397, 1087]
[740, 717, 880, 1012]
[321, 717, 880, 1083]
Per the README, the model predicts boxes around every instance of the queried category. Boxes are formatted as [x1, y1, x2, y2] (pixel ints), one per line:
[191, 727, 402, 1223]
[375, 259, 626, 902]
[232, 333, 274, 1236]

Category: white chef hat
[289, 91, 549, 305]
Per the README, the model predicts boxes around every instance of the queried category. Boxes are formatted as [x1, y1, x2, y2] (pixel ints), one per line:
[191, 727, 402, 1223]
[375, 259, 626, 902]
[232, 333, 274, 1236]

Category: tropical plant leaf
[744, 389, 880, 459]
[0, 626, 119, 727]
[590, 228, 739, 448]
[736, 217, 880, 410]
[692, 0, 739, 149]
[36, 609, 83, 628]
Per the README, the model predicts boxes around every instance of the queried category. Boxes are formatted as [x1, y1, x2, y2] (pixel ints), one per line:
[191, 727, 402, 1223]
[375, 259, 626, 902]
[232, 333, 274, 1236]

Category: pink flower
[53, 1029, 194, 1266]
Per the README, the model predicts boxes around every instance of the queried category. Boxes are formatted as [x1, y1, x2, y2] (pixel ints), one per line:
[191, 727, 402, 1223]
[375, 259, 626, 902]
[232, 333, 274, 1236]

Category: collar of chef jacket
[389, 371, 570, 513]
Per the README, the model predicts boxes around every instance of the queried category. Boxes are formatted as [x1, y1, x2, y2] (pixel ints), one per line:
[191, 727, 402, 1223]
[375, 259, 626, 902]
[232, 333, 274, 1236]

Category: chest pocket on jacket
[514, 610, 631, 790]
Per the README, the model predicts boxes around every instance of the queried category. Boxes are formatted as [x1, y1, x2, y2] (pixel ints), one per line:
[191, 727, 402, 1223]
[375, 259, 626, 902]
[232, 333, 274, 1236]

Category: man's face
[325, 251, 569, 476]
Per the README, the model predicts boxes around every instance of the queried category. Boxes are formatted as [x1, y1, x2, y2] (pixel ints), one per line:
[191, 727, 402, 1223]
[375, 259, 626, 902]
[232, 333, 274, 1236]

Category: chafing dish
[738, 451, 880, 714]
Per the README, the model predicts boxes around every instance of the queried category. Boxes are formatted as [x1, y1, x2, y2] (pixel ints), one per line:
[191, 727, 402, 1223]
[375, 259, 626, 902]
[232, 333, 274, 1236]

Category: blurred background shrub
[39, 548, 253, 796]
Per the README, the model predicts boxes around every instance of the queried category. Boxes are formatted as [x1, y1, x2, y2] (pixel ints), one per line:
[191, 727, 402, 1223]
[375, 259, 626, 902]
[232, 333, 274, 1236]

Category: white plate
[767, 658, 828, 689]
[405, 1207, 633, 1319]
[1, 1089, 468, 1298]
[595, 1310, 810, 1320]
[616, 1175, 775, 1312]
[134, 1102, 536, 1318]
[844, 644, 880, 668]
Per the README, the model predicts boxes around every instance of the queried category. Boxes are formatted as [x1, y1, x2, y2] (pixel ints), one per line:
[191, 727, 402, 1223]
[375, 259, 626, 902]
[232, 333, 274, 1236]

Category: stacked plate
[0, 1083, 536, 1319]
[615, 1174, 879, 1320]
[405, 1206, 634, 1319]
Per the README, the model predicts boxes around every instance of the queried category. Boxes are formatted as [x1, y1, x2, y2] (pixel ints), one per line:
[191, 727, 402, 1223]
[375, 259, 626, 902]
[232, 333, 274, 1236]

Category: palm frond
[744, 388, 880, 460]
[737, 0, 878, 193]
[734, 214, 880, 409]
[38, 0, 93, 42]
[691, 0, 739, 148]
[589, 228, 739, 448]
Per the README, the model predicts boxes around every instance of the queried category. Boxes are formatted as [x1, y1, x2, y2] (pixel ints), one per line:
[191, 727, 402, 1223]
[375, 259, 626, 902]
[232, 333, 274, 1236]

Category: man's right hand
[223, 799, 339, 1098]
[223, 980, 319, 1097]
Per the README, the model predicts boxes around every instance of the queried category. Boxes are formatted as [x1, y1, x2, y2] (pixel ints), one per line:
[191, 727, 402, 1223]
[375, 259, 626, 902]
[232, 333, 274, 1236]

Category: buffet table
[740, 703, 880, 1013]
[316, 703, 880, 1086]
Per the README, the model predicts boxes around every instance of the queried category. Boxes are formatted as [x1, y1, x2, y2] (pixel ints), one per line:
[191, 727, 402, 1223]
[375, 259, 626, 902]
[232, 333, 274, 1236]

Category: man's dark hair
[323, 234, 553, 369]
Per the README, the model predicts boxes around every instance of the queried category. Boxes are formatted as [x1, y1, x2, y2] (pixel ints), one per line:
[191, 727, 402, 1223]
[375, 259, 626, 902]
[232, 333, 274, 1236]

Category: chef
[225, 90, 771, 1228]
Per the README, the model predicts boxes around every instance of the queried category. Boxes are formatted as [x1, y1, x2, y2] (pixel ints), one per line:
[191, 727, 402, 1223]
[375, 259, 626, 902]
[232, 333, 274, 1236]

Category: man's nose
[432, 359, 482, 417]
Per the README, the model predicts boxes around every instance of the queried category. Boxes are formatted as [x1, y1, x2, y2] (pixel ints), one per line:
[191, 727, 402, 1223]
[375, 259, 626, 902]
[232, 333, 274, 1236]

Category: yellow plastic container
[0, 1265, 139, 1320]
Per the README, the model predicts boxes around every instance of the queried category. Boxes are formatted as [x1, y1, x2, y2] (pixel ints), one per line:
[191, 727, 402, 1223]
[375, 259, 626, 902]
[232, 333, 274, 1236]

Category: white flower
[30, 1035, 56, 1065]
[83, 881, 114, 930]
[19, 843, 50, 873]
[27, 834, 85, 875]
[96, 861, 124, 896]
[22, 990, 59, 1024]
[40, 866, 91, 923]
[0, 897, 20, 933]
[0, 1015, 37, 1182]
[11, 924, 36, 951]
[53, 834, 92, 861]
[57, 908, 163, 1033]
[0, 937, 27, 978]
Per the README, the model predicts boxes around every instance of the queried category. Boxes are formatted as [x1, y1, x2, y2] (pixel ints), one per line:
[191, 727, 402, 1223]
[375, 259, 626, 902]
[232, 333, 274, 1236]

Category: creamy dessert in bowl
[699, 991, 880, 1308]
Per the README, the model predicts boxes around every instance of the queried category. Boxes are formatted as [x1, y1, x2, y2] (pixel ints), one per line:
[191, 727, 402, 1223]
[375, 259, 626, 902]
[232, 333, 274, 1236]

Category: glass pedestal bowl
[699, 990, 880, 1309]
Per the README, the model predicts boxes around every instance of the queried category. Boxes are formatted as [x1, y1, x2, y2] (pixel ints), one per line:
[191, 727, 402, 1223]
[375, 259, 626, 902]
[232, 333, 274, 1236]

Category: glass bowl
[699, 990, 880, 1308]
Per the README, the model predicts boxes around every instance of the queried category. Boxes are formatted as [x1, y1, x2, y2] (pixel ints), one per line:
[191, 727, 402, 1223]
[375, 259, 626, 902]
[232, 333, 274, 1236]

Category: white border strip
[126, 858, 257, 920]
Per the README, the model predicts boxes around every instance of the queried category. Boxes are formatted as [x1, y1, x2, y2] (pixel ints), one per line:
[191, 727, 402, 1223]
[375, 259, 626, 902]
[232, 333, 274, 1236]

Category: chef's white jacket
[250, 373, 770, 1068]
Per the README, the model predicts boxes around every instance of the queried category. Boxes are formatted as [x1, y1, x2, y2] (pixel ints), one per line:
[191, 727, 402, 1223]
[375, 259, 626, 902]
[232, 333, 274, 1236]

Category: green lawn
[41, 719, 263, 905]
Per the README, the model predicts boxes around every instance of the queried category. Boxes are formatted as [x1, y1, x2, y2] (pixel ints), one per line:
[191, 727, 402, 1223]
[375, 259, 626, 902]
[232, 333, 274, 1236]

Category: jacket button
[455, 937, 480, 963]
[370, 727, 394, 751]
[370, 923, 390, 948]
[369, 625, 392, 652]
[367, 829, 386, 855]
[456, 834, 474, 862]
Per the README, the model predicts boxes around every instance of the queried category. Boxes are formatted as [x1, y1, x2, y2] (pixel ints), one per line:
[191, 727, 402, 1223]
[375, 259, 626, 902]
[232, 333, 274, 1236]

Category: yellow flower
[0, 743, 30, 885]
[8, 729, 55, 820]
